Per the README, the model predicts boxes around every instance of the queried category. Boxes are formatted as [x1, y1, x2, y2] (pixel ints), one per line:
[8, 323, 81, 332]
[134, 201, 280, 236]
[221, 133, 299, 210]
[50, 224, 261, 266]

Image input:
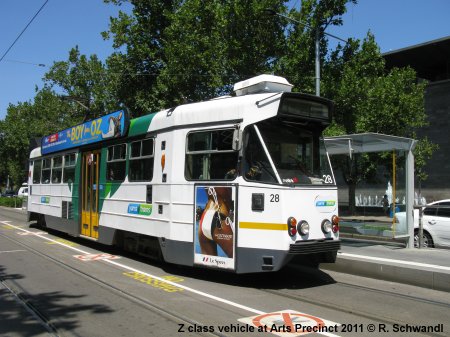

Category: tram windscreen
[243, 119, 334, 185]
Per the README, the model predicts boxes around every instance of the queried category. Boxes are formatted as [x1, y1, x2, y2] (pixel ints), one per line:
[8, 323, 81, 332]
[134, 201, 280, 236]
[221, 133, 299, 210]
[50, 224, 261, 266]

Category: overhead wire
[0, 0, 49, 63]
[4, 59, 46, 67]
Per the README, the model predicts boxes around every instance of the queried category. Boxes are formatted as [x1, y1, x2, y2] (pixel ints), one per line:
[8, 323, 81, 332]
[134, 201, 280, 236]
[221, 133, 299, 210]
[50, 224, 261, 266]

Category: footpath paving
[322, 239, 450, 292]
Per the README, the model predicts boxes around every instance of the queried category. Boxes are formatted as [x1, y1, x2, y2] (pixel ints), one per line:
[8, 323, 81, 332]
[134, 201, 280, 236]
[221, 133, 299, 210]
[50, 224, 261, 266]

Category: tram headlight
[321, 219, 332, 234]
[297, 221, 310, 235]
[331, 215, 339, 233]
[287, 217, 297, 236]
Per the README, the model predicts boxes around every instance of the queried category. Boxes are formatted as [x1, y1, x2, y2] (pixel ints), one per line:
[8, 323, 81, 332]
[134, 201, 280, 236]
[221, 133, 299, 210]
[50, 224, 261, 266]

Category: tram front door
[81, 151, 100, 239]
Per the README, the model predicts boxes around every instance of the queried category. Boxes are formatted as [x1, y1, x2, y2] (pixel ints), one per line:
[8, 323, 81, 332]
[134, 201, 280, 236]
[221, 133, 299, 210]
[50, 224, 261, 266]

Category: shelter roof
[324, 133, 417, 155]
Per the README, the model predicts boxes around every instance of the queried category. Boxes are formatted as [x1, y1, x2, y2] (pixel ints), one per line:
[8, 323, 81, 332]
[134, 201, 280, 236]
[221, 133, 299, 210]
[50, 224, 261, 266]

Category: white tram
[28, 75, 340, 273]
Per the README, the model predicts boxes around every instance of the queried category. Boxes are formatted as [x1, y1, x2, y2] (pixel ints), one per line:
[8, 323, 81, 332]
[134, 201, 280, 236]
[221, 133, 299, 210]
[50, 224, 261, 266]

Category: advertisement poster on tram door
[194, 185, 236, 270]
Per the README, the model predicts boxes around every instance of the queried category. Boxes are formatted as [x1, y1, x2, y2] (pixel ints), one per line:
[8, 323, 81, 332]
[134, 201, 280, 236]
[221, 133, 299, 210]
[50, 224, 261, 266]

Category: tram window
[185, 129, 238, 181]
[41, 158, 51, 184]
[63, 153, 77, 183]
[243, 127, 277, 183]
[129, 138, 154, 181]
[33, 160, 42, 184]
[51, 156, 63, 184]
[107, 144, 127, 181]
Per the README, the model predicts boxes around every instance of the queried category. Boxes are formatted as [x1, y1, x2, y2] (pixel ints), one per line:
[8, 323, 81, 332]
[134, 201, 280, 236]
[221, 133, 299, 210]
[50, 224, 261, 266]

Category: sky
[1, 0, 450, 120]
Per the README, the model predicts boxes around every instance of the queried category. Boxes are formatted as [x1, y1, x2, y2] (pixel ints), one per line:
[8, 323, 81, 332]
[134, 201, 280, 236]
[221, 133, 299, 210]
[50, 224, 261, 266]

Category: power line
[4, 59, 46, 67]
[0, 0, 49, 63]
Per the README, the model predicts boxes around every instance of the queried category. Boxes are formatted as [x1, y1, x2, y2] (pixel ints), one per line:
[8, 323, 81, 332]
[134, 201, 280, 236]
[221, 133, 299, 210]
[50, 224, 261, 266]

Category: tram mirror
[232, 128, 242, 151]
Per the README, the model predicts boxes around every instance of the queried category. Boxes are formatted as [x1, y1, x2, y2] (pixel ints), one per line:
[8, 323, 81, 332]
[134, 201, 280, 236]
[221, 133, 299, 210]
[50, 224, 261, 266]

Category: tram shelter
[324, 133, 416, 248]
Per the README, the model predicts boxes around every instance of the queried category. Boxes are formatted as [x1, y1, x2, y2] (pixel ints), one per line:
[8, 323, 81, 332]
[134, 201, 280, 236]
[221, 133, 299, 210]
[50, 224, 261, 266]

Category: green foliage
[0, 0, 437, 195]
[1, 89, 74, 186]
[276, 0, 356, 94]
[157, 0, 287, 105]
[0, 197, 23, 208]
[102, 0, 287, 112]
[321, 32, 435, 211]
[323, 33, 428, 137]
[413, 136, 439, 182]
[44, 46, 119, 120]
[103, 0, 180, 114]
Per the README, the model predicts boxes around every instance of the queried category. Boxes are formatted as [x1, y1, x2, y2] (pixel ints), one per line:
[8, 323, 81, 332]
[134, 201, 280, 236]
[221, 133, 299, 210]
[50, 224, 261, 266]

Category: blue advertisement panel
[41, 110, 128, 155]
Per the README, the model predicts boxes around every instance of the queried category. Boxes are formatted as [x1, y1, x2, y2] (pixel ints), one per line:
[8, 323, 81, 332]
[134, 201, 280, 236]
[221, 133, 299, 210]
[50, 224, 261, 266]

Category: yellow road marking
[2, 224, 24, 229]
[123, 271, 184, 292]
[239, 222, 288, 231]
[46, 238, 78, 247]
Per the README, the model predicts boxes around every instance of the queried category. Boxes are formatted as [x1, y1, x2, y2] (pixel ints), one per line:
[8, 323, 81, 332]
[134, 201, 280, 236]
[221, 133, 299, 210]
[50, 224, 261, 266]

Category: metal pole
[392, 150, 396, 226]
[418, 206, 423, 248]
[315, 29, 320, 97]
[264, 10, 346, 97]
[406, 142, 416, 248]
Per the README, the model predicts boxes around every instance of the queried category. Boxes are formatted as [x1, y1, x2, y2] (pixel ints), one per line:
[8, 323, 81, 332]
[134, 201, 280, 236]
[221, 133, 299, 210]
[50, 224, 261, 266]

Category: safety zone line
[3, 221, 342, 337]
[339, 252, 450, 271]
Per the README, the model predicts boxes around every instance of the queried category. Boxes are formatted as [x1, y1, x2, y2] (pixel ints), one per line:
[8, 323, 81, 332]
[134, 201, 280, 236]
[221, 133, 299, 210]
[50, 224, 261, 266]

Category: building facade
[384, 36, 450, 201]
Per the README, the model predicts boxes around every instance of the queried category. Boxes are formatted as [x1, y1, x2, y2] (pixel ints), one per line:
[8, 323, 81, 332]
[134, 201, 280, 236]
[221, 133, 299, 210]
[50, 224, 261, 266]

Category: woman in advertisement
[197, 186, 235, 258]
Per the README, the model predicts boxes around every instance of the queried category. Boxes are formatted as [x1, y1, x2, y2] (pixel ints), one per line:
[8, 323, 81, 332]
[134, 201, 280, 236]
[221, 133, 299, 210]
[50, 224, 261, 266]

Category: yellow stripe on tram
[239, 222, 288, 231]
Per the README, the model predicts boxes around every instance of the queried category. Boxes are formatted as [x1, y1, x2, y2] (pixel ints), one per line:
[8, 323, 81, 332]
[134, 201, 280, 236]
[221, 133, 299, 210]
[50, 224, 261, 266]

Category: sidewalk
[322, 239, 450, 292]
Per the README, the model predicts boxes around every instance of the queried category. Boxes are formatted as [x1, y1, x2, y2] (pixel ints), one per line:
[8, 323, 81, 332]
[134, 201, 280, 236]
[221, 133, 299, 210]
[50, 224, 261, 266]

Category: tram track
[0, 230, 227, 337]
[332, 280, 450, 308]
[2, 218, 449, 337]
[0, 278, 59, 336]
[259, 272, 449, 337]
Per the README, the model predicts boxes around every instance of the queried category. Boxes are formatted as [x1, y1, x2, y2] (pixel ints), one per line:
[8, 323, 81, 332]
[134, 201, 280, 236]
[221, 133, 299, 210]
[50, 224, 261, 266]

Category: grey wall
[417, 79, 450, 201]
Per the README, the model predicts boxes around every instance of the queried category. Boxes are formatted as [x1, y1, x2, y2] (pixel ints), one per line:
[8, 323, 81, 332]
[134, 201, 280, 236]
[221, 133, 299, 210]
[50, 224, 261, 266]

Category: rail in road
[0, 209, 449, 337]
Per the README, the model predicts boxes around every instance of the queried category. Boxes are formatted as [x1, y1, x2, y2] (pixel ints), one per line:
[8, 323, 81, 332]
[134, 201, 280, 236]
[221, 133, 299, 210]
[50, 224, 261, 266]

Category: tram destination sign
[41, 110, 129, 155]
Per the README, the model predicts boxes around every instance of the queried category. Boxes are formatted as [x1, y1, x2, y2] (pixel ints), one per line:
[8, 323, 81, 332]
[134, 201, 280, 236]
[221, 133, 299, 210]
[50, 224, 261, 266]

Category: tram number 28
[270, 194, 280, 202]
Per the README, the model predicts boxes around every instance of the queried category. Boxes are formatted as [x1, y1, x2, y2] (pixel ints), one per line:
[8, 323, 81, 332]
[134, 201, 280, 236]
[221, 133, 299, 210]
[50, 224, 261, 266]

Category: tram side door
[81, 151, 100, 239]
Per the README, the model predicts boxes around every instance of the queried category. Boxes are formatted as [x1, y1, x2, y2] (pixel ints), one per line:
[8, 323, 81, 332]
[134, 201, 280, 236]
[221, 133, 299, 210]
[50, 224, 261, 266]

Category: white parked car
[395, 199, 450, 248]
[17, 185, 28, 197]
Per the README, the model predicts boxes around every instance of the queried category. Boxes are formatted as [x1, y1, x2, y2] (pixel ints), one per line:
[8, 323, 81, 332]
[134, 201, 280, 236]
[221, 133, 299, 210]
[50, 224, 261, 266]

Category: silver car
[395, 199, 450, 248]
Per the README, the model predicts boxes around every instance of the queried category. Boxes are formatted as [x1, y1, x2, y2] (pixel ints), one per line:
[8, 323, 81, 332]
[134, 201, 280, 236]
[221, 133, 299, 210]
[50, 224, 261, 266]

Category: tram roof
[143, 92, 280, 134]
[324, 133, 417, 155]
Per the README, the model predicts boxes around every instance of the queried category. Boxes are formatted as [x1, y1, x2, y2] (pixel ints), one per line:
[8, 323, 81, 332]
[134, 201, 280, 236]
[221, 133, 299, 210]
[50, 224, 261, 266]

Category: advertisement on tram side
[41, 109, 129, 155]
[194, 185, 236, 270]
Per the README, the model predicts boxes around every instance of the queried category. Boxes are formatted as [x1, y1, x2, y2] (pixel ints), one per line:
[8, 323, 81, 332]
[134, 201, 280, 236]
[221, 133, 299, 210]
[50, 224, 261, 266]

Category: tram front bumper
[288, 239, 341, 255]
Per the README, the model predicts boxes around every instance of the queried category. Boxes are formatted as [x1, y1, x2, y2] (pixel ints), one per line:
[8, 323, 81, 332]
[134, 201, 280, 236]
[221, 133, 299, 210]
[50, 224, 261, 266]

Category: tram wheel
[37, 214, 46, 227]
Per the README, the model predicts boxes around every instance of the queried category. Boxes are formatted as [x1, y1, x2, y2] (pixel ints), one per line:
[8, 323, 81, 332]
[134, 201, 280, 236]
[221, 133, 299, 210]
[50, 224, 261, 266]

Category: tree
[2, 47, 119, 188]
[0, 120, 7, 188]
[276, 0, 356, 94]
[1, 89, 73, 187]
[103, 0, 287, 112]
[44, 46, 118, 120]
[322, 33, 434, 213]
[157, 0, 287, 105]
[102, 0, 181, 114]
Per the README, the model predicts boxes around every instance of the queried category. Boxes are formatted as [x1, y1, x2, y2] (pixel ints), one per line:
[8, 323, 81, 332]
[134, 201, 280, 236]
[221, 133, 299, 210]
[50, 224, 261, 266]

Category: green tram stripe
[128, 113, 157, 137]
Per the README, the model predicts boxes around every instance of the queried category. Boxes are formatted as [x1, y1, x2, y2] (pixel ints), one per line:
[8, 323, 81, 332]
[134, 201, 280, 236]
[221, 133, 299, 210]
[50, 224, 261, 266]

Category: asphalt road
[1, 207, 449, 337]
